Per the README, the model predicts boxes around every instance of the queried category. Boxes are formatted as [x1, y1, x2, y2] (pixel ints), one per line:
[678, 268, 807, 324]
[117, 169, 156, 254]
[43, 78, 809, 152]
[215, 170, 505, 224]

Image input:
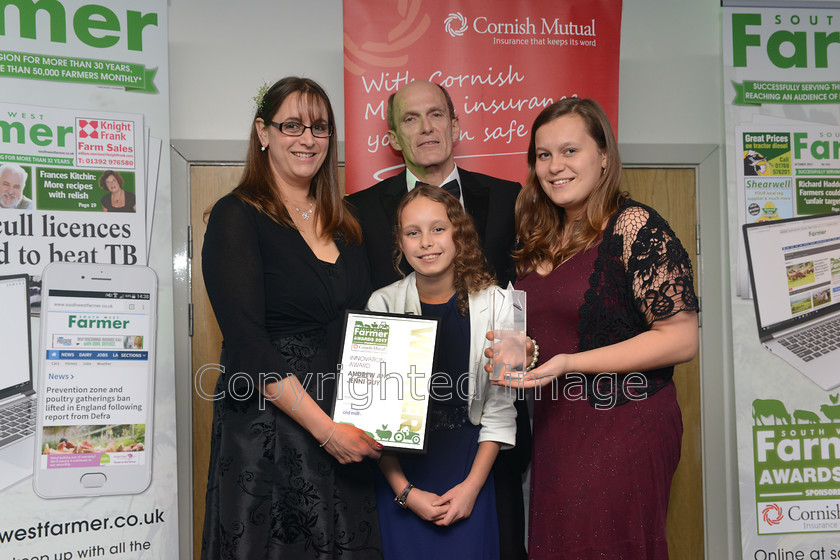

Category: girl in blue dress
[366, 185, 517, 560]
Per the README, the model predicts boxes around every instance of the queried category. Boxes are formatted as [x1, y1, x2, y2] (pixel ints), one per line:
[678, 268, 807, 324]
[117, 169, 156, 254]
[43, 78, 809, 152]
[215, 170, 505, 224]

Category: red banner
[343, 0, 622, 193]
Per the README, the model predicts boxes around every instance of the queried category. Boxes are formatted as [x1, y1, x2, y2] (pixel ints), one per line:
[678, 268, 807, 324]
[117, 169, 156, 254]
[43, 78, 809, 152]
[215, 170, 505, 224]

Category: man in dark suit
[347, 80, 519, 289]
[347, 80, 530, 560]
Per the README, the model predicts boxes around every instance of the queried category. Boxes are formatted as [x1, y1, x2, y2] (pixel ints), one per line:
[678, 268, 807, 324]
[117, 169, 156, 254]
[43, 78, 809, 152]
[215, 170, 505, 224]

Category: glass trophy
[489, 288, 527, 383]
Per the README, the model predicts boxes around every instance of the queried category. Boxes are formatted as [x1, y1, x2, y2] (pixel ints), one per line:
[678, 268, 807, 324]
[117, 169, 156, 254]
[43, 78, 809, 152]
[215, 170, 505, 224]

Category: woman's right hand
[322, 422, 383, 464]
[405, 487, 449, 522]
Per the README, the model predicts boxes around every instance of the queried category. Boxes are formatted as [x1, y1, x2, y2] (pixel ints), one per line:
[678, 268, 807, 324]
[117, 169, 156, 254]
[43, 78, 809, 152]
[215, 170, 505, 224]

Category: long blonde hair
[514, 98, 625, 277]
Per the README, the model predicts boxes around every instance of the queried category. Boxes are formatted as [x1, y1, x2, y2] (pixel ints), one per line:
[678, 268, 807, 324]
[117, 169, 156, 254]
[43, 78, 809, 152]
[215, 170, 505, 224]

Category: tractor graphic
[392, 426, 420, 445]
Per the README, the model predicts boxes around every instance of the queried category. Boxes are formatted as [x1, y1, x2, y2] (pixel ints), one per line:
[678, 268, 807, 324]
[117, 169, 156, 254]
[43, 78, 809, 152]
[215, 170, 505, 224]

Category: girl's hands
[405, 487, 449, 522]
[432, 479, 481, 526]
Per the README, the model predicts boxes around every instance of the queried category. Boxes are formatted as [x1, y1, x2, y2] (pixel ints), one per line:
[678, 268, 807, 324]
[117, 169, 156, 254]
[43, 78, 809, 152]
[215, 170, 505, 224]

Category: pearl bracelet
[526, 336, 540, 371]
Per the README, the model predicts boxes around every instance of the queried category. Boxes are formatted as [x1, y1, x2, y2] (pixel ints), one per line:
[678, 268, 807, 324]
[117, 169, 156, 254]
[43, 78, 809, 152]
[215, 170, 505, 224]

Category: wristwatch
[395, 483, 414, 509]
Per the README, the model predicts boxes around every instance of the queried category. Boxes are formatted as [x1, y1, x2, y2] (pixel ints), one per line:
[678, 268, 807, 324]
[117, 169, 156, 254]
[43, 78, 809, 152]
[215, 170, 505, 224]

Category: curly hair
[394, 185, 495, 316]
[514, 98, 626, 278]
[234, 76, 361, 243]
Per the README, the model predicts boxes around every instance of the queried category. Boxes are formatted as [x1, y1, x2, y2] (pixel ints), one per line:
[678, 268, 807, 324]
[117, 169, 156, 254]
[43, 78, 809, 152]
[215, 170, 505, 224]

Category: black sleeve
[615, 205, 700, 325]
[201, 195, 292, 384]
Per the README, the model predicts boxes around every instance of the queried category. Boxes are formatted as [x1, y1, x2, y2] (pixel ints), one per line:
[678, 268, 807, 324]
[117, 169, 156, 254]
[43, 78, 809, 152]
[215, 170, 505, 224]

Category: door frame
[171, 140, 248, 560]
[169, 141, 737, 560]
[620, 144, 737, 560]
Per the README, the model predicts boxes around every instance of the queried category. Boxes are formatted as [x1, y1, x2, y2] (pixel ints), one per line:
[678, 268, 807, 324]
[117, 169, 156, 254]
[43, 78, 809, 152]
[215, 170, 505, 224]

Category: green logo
[374, 424, 421, 446]
[751, 396, 840, 503]
[732, 13, 836, 69]
[99, 453, 110, 465]
[0, 2, 158, 52]
[68, 315, 130, 329]
[352, 320, 390, 347]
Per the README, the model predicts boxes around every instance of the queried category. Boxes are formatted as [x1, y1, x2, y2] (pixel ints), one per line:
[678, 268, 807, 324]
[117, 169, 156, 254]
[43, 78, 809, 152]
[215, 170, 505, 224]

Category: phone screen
[38, 287, 153, 473]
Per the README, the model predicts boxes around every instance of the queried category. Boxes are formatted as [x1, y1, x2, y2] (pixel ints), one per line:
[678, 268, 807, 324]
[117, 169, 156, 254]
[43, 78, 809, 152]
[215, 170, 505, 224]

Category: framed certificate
[333, 310, 440, 452]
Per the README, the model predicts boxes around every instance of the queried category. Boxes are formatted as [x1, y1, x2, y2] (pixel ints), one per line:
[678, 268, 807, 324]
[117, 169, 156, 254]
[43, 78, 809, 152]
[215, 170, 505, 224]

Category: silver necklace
[287, 199, 314, 221]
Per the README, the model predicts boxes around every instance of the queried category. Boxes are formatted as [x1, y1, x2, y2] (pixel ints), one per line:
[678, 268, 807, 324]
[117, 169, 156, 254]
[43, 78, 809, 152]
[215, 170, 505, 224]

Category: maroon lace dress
[515, 201, 698, 560]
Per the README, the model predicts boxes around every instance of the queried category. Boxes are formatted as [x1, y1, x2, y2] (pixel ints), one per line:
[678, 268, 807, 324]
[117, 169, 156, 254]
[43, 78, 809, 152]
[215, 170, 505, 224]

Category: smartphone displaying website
[38, 288, 153, 474]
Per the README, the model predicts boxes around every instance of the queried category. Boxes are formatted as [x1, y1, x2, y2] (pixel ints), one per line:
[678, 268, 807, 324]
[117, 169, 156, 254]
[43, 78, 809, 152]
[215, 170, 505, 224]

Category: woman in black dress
[201, 77, 383, 559]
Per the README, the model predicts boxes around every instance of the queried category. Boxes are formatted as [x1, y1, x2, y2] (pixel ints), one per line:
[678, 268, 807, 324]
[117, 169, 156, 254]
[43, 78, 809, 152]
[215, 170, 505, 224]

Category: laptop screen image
[0, 274, 32, 400]
[744, 213, 840, 341]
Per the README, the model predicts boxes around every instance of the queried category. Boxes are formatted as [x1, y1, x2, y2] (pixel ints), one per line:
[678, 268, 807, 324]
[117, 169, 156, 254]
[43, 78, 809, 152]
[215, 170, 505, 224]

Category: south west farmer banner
[724, 3, 840, 559]
[0, 1, 177, 559]
[0, 102, 147, 276]
[342, 0, 622, 192]
[724, 3, 840, 297]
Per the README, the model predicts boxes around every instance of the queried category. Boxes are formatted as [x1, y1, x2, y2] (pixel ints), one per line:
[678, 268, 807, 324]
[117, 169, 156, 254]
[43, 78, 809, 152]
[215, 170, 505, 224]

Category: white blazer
[366, 273, 516, 448]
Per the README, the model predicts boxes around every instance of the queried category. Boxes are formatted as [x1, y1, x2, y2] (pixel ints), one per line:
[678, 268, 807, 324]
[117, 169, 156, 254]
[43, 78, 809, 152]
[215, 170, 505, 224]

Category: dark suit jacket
[346, 168, 520, 290]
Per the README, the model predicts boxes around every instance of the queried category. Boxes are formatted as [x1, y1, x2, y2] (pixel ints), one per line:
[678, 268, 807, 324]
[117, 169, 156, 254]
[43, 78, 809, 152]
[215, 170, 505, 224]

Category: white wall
[619, 0, 723, 144]
[168, 0, 725, 146]
[168, 0, 347, 143]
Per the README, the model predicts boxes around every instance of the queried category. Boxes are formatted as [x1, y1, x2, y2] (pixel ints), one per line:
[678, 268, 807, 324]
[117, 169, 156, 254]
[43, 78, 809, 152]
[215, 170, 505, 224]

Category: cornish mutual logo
[444, 12, 468, 37]
[762, 503, 784, 526]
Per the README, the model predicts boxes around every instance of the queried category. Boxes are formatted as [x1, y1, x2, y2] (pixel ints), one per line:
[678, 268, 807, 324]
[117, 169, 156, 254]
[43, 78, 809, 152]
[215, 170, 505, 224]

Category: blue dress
[375, 294, 499, 560]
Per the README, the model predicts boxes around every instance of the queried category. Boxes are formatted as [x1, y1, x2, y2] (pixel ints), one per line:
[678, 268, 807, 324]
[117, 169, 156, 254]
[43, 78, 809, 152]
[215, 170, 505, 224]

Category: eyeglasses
[268, 121, 332, 138]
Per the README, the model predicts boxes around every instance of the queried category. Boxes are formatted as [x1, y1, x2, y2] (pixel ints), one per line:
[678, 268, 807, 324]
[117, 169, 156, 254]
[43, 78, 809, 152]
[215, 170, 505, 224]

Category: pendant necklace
[287, 199, 314, 221]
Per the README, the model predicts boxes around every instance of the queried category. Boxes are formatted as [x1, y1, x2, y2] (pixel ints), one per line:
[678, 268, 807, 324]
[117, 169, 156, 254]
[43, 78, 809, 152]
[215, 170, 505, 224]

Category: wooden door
[622, 168, 703, 560]
[189, 164, 243, 558]
[189, 166, 702, 559]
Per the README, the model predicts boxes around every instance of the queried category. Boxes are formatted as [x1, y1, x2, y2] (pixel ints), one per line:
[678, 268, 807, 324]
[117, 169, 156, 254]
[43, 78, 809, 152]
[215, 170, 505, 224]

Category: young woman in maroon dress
[489, 98, 699, 559]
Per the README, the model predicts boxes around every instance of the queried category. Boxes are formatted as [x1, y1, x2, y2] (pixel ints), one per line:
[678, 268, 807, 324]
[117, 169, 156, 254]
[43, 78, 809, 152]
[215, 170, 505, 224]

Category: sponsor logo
[762, 503, 784, 526]
[443, 12, 596, 40]
[444, 12, 468, 37]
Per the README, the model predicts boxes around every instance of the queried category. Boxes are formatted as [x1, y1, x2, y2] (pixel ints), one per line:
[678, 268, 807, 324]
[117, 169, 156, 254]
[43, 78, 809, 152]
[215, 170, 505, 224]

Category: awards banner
[342, 0, 622, 192]
[0, 1, 176, 559]
[723, 3, 840, 297]
[724, 3, 840, 558]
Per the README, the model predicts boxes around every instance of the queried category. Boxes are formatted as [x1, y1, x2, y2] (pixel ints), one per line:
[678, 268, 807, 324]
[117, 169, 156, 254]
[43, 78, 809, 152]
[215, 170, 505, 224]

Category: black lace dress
[515, 200, 698, 559]
[200, 194, 382, 559]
